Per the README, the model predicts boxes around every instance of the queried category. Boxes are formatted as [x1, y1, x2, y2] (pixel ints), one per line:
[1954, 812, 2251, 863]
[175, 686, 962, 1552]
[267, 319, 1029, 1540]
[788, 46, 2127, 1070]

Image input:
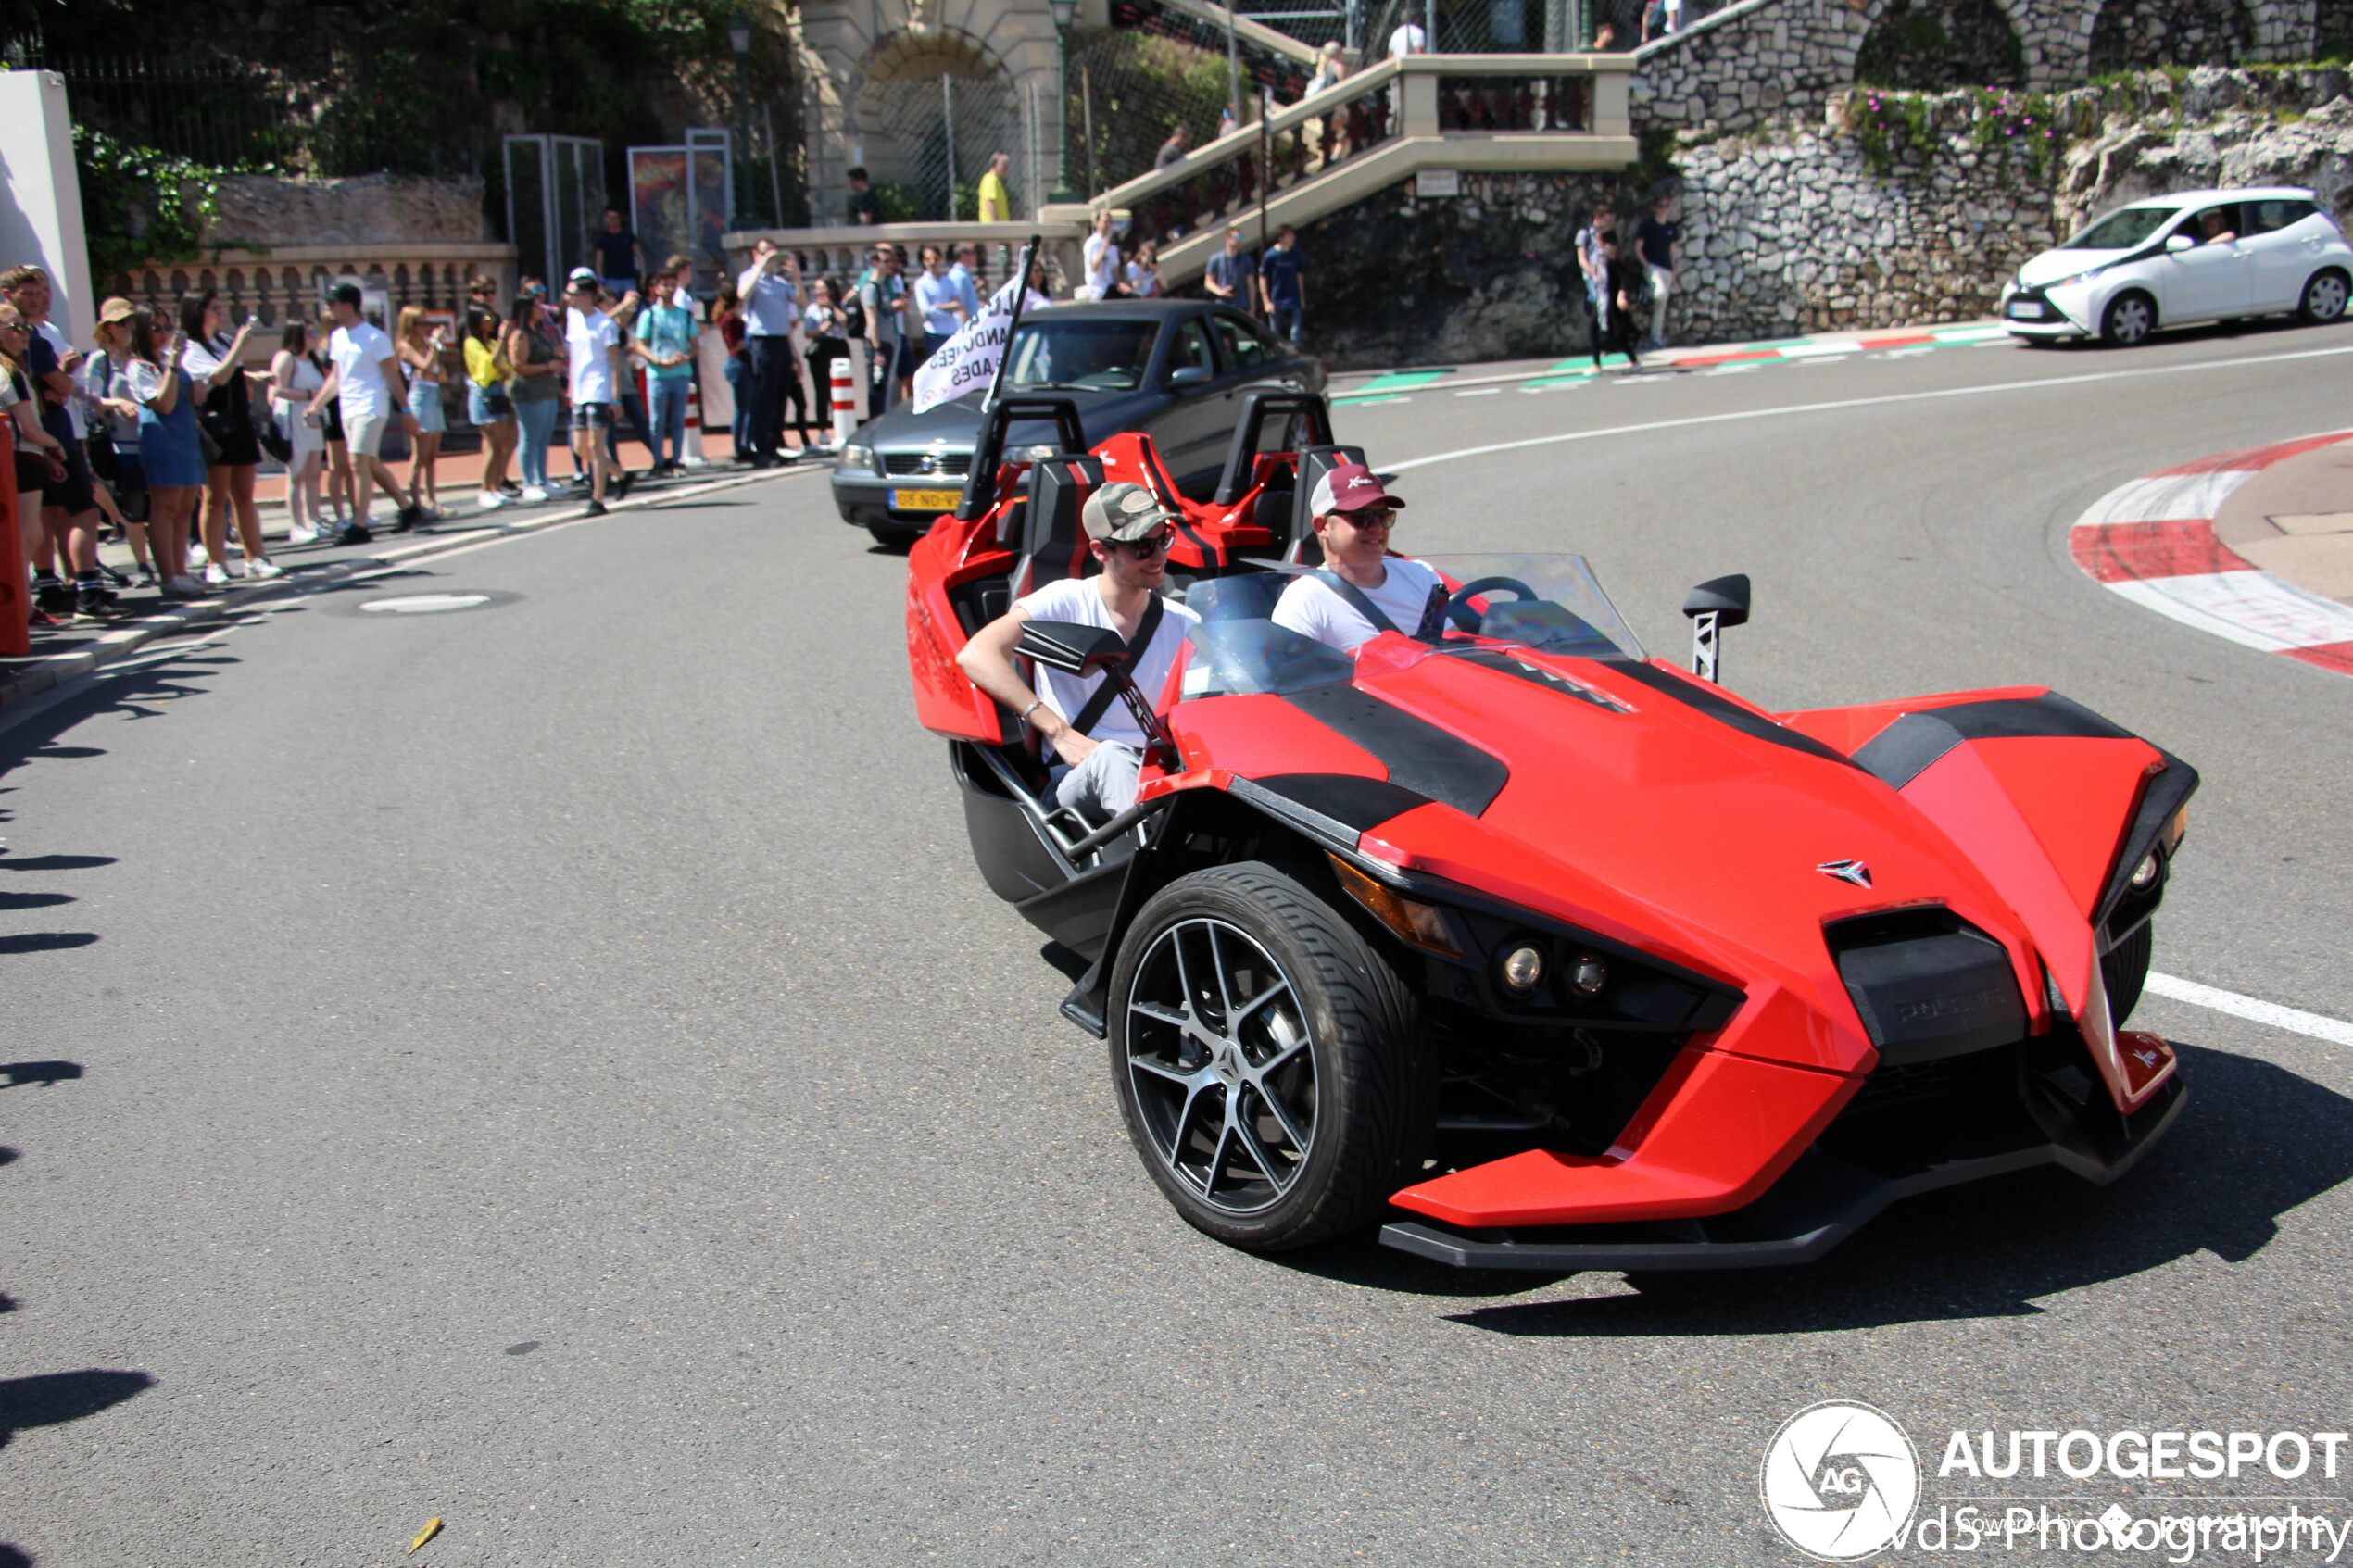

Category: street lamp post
[729, 9, 755, 223]
[1049, 0, 1077, 202]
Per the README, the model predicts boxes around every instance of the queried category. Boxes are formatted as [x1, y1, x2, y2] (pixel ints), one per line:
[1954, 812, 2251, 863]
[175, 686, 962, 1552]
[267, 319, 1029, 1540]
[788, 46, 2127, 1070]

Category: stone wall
[1631, 0, 2321, 129]
[1290, 65, 2353, 364]
[200, 172, 489, 249]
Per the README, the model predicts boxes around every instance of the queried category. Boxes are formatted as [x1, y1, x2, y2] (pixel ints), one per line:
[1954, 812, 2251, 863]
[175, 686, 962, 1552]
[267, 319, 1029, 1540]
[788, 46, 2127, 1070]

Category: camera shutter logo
[1759, 1400, 1920, 1561]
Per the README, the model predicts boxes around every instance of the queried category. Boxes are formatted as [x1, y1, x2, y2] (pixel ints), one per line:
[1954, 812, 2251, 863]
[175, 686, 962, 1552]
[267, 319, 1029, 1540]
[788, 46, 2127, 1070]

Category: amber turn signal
[1329, 854, 1462, 958]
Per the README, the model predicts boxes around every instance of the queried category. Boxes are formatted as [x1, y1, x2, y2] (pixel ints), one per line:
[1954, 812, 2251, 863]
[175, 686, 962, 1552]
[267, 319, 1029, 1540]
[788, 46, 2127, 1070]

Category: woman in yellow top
[461, 303, 516, 508]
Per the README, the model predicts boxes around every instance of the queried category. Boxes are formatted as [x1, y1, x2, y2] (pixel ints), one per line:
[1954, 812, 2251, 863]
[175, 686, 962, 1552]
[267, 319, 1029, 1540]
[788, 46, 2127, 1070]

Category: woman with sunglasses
[270, 319, 328, 543]
[0, 304, 74, 622]
[180, 289, 280, 582]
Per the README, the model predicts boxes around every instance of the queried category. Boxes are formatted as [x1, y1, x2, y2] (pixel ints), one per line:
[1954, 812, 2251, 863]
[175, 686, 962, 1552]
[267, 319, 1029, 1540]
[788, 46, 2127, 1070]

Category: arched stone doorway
[1855, 0, 2028, 89]
[853, 31, 1022, 221]
[2088, 0, 2254, 71]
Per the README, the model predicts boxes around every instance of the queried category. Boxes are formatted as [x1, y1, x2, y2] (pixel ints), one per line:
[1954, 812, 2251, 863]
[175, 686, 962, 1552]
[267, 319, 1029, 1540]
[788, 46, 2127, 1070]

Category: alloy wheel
[1123, 916, 1317, 1214]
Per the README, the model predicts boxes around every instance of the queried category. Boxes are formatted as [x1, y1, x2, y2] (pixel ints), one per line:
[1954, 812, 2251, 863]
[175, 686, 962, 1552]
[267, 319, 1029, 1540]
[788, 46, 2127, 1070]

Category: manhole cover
[358, 593, 495, 615]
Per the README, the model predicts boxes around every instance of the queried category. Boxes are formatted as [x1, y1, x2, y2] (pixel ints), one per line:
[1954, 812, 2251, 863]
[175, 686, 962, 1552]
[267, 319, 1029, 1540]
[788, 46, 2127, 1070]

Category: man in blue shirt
[949, 243, 984, 323]
[912, 245, 966, 363]
[734, 238, 801, 468]
[1203, 225, 1257, 309]
[632, 262, 699, 473]
[1260, 225, 1304, 346]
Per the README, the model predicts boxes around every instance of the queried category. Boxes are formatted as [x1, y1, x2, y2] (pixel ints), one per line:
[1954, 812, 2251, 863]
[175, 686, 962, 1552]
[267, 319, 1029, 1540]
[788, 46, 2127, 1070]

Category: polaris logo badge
[1818, 859, 1873, 888]
[1895, 986, 2007, 1023]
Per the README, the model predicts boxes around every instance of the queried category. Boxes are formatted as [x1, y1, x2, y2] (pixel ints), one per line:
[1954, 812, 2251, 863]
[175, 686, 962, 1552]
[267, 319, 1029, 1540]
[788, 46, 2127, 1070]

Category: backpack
[841, 290, 867, 340]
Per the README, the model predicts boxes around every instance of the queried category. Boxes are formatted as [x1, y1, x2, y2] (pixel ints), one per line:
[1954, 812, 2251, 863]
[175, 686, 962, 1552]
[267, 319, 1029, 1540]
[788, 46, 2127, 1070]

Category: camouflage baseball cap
[1081, 481, 1181, 543]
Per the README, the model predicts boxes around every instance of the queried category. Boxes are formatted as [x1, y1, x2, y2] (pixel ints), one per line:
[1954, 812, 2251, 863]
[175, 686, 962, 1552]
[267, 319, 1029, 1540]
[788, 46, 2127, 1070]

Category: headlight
[840, 443, 876, 471]
[1016, 442, 1061, 461]
[2046, 267, 2105, 290]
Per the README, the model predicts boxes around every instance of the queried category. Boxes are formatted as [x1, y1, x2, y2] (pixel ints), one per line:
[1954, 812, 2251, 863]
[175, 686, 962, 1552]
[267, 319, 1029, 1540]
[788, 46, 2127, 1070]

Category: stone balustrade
[101, 244, 520, 360]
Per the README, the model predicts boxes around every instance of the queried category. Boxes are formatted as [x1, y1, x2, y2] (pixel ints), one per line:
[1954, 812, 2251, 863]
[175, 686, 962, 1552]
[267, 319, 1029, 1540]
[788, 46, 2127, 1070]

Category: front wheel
[2102, 920, 2154, 1027]
[1109, 862, 1434, 1251]
[2300, 270, 2349, 324]
[2102, 291, 2158, 346]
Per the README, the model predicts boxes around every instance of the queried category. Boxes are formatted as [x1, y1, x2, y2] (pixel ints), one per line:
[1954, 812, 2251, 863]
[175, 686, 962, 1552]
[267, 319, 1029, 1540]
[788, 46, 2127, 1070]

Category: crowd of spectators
[7, 234, 808, 635]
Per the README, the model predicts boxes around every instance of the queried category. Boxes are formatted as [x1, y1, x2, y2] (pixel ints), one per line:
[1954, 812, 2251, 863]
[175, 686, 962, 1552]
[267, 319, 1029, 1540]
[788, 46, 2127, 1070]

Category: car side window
[1166, 320, 1214, 381]
[2192, 205, 2243, 244]
[1214, 315, 1269, 372]
[2246, 199, 2316, 234]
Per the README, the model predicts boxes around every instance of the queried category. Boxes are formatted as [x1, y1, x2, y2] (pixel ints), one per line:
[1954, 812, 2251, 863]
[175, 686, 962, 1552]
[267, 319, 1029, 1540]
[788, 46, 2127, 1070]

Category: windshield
[1177, 555, 1645, 700]
[2066, 207, 2180, 250]
[1416, 555, 1645, 660]
[1005, 318, 1159, 393]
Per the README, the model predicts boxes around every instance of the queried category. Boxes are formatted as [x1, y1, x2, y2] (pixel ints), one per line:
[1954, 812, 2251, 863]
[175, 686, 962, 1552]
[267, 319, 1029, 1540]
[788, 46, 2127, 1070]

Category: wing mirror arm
[1680, 574, 1752, 684]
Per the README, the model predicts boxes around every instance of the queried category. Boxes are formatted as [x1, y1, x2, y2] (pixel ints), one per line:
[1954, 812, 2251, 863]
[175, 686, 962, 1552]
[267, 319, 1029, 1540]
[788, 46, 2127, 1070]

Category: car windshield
[1177, 555, 1645, 699]
[2065, 206, 2180, 250]
[1004, 318, 1160, 392]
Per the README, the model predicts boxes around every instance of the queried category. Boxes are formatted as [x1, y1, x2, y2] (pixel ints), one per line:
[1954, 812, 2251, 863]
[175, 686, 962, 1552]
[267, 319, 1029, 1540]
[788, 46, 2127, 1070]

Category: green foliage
[1845, 86, 2061, 183]
[71, 124, 230, 279]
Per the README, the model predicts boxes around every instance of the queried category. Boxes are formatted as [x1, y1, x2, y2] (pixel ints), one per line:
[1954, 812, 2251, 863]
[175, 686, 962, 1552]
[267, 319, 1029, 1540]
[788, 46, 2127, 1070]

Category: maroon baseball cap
[1310, 462, 1404, 517]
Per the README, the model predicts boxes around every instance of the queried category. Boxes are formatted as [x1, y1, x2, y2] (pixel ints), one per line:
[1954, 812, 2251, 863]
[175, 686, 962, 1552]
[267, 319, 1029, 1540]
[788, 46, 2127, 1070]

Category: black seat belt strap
[1315, 569, 1444, 645]
[1063, 593, 1165, 739]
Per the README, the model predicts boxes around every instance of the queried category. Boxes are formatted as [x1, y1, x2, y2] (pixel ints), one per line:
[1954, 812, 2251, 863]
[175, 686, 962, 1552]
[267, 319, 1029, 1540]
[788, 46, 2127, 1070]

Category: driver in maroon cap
[1270, 461, 1444, 653]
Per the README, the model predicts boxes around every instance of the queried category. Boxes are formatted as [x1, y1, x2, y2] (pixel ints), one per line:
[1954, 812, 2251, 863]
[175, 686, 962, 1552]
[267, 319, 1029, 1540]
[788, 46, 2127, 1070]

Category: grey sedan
[831, 300, 1325, 544]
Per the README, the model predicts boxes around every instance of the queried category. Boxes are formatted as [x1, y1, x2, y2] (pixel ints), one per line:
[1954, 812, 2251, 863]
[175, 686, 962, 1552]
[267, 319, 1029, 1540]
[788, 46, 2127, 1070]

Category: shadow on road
[0, 1370, 154, 1448]
[0, 1061, 82, 1089]
[1274, 1041, 2352, 1330]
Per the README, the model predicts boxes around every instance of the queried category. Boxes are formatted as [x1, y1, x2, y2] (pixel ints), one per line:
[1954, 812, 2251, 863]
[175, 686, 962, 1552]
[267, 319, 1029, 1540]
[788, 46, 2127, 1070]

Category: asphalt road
[5, 317, 2351, 1566]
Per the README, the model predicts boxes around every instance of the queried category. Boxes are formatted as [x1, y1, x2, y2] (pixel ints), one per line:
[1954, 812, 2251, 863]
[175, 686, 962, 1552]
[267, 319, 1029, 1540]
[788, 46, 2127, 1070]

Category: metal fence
[13, 48, 303, 170]
[1065, 0, 1314, 196]
[861, 69, 1029, 221]
[1353, 0, 1718, 54]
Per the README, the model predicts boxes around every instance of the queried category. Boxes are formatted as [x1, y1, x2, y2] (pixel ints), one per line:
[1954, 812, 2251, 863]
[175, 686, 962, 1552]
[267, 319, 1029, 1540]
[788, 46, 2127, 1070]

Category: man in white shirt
[1079, 211, 1126, 300]
[1388, 18, 1427, 56]
[1271, 463, 1444, 652]
[562, 268, 631, 513]
[912, 245, 966, 362]
[956, 482, 1201, 821]
[307, 282, 421, 544]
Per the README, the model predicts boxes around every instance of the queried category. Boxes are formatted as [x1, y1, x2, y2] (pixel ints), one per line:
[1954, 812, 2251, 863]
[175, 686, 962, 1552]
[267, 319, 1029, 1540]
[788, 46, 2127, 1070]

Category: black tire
[1108, 861, 1434, 1251]
[2103, 920, 2155, 1028]
[2101, 291, 2158, 346]
[865, 524, 917, 549]
[2300, 269, 2350, 324]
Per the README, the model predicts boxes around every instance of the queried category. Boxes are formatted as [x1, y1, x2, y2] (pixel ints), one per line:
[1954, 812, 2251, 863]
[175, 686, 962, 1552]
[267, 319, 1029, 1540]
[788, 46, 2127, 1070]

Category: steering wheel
[1444, 576, 1538, 633]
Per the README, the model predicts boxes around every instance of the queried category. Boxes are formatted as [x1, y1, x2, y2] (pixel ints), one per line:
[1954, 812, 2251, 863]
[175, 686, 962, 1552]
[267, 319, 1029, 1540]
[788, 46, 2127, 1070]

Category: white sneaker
[246, 558, 283, 580]
[476, 490, 506, 509]
[288, 524, 320, 545]
[521, 486, 549, 503]
[203, 561, 231, 586]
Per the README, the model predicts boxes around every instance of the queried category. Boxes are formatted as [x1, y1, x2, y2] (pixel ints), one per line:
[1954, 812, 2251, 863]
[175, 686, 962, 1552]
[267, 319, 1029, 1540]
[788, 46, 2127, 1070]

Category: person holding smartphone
[734, 238, 801, 468]
[396, 307, 449, 520]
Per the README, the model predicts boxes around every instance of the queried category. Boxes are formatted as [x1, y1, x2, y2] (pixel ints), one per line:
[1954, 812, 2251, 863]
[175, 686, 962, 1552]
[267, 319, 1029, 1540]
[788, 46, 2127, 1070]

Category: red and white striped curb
[2069, 432, 2353, 677]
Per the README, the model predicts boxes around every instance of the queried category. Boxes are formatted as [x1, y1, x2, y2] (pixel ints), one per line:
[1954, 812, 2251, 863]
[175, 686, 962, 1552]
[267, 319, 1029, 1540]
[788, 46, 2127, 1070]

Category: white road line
[2146, 972, 2353, 1047]
[1388, 342, 2353, 471]
[1454, 387, 1503, 396]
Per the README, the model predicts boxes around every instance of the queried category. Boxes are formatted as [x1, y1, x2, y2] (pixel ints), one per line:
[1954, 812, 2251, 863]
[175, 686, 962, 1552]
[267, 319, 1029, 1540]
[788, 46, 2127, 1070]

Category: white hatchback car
[2001, 187, 2353, 345]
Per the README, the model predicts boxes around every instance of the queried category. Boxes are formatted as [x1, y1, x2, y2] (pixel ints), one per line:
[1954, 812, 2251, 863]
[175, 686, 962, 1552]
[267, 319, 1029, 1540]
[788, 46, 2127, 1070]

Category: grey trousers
[1047, 741, 1142, 822]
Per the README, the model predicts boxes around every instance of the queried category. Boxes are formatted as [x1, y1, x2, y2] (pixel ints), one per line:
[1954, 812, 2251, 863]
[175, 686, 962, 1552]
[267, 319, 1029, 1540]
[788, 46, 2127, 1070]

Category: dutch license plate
[891, 488, 963, 512]
[2007, 302, 2042, 320]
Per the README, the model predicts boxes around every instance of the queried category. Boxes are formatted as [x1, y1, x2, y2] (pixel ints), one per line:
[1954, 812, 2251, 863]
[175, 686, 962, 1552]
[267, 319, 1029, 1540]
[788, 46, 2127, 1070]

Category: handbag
[484, 388, 513, 419]
[85, 431, 119, 483]
[257, 409, 293, 464]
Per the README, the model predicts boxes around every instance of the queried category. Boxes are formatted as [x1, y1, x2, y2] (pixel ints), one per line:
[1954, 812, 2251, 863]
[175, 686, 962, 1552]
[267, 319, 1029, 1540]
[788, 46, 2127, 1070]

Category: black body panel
[1826, 907, 2029, 1066]
[1851, 691, 2134, 789]
[1280, 682, 1510, 816]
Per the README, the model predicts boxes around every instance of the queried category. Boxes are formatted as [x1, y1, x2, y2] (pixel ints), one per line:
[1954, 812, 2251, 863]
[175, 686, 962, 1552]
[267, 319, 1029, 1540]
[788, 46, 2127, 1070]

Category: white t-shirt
[1014, 578, 1200, 751]
[567, 307, 622, 405]
[1082, 232, 1120, 295]
[1271, 558, 1446, 653]
[330, 321, 396, 422]
[1388, 20, 1426, 56]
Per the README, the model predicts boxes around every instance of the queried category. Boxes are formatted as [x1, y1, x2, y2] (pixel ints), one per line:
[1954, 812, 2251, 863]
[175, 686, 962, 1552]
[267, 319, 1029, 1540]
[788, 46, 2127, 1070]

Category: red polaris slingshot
[902, 391, 2194, 1270]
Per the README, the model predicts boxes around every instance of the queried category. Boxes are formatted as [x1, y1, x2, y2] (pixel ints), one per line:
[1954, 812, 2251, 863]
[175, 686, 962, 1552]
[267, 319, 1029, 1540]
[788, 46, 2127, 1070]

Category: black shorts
[40, 439, 96, 515]
[572, 402, 615, 432]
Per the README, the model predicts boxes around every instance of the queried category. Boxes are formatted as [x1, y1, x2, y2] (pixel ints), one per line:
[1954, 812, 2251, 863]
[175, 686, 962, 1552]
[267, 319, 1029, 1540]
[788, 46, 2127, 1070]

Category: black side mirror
[1017, 620, 1126, 676]
[1680, 574, 1750, 684]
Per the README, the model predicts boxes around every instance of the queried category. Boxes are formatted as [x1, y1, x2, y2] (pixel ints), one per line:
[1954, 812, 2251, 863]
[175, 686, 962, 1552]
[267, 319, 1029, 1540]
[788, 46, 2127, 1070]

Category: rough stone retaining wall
[200, 173, 489, 248]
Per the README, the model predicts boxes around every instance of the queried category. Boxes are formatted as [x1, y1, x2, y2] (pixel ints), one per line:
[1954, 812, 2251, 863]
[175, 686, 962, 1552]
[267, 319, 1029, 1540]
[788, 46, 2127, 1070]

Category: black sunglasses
[1113, 528, 1175, 556]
